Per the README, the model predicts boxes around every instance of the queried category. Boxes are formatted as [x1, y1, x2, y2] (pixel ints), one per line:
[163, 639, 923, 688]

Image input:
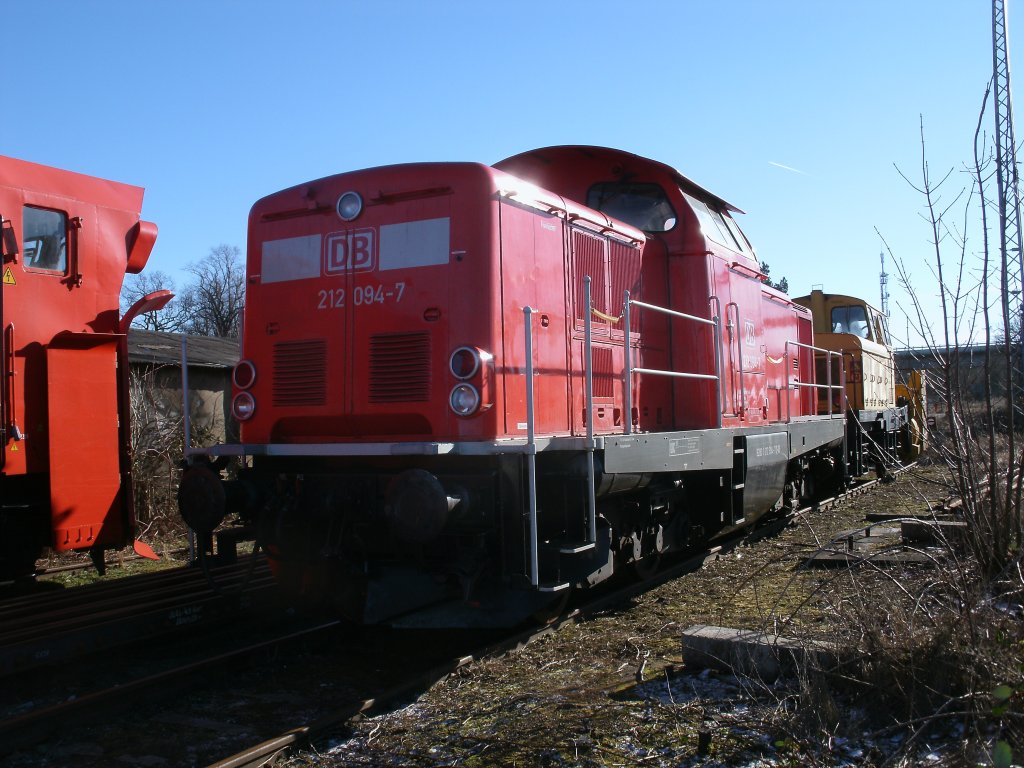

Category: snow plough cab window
[22, 206, 67, 273]
[586, 182, 677, 233]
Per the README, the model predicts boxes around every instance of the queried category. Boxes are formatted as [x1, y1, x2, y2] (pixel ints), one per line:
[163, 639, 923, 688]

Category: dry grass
[280, 461, 1024, 767]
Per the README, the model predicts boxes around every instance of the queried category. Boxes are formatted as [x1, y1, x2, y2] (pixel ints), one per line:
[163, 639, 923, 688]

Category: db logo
[325, 229, 375, 274]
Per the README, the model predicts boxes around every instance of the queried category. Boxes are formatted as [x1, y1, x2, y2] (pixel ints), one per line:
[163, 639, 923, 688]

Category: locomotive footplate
[600, 419, 845, 475]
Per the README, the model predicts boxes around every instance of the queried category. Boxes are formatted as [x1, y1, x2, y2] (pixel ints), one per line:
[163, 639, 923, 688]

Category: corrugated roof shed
[127, 329, 239, 369]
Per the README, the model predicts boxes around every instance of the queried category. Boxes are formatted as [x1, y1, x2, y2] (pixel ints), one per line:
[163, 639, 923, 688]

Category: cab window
[831, 305, 871, 339]
[586, 182, 677, 233]
[875, 313, 891, 346]
[682, 192, 745, 253]
[23, 206, 67, 273]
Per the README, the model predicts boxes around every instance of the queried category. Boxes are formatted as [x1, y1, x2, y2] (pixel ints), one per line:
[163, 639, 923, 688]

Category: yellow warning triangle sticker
[9, 442, 18, 451]
[2, 268, 14, 286]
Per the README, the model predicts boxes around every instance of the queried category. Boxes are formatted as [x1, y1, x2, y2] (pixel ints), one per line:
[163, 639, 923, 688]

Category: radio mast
[993, 0, 1024, 404]
[879, 248, 890, 318]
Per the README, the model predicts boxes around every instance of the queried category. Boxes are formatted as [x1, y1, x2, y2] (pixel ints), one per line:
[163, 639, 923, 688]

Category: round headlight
[449, 346, 481, 380]
[233, 360, 256, 390]
[232, 391, 256, 421]
[449, 383, 480, 416]
[336, 191, 363, 221]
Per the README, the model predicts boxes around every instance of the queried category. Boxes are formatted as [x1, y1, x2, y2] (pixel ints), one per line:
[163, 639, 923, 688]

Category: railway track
[209, 470, 907, 768]
[2, 468, 913, 766]
[0, 555, 276, 677]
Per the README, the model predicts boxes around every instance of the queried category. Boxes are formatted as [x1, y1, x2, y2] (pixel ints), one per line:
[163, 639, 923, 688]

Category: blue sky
[4, 1, 1003, 346]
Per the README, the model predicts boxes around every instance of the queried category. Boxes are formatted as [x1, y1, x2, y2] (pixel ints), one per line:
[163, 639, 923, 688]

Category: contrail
[769, 161, 808, 176]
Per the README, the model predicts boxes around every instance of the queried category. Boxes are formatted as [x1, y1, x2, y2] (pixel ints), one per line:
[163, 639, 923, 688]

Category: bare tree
[181, 244, 246, 338]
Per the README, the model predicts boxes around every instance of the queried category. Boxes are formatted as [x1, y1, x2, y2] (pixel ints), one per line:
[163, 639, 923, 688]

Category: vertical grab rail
[181, 335, 191, 455]
[583, 278, 597, 544]
[623, 290, 633, 435]
[180, 334, 197, 564]
[726, 302, 746, 418]
[783, 341, 845, 422]
[5, 323, 21, 442]
[623, 291, 722, 436]
[708, 295, 724, 427]
[523, 306, 539, 587]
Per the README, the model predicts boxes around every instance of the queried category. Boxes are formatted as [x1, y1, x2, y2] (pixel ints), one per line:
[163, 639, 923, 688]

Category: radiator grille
[370, 332, 431, 402]
[273, 340, 327, 406]
[573, 229, 607, 324]
[591, 346, 614, 399]
[609, 240, 642, 332]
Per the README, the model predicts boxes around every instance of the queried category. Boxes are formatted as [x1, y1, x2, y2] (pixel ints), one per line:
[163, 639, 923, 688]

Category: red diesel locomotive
[0, 155, 169, 579]
[179, 146, 851, 626]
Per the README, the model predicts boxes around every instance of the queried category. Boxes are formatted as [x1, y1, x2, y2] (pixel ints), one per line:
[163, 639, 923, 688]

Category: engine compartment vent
[370, 332, 431, 403]
[273, 339, 327, 406]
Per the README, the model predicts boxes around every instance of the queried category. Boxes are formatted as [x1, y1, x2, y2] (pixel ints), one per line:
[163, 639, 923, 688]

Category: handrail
[623, 290, 722, 435]
[523, 306, 539, 587]
[0, 259, 5, 470]
[727, 302, 746, 417]
[708, 295, 724, 422]
[181, 335, 191, 455]
[784, 340, 846, 422]
[728, 260, 767, 280]
[566, 212, 642, 245]
[582, 279, 597, 544]
[5, 323, 22, 442]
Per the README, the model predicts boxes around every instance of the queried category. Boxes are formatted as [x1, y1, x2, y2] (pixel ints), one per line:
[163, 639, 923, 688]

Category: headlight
[336, 191, 363, 221]
[232, 391, 256, 421]
[449, 383, 480, 416]
[232, 360, 256, 389]
[449, 346, 481, 379]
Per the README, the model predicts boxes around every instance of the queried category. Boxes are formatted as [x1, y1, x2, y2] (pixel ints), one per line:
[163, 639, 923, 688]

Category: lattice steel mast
[993, 0, 1024, 405]
[879, 248, 890, 318]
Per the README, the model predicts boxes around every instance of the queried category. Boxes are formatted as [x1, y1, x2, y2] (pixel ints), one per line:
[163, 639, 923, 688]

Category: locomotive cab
[793, 289, 920, 472]
[0, 155, 162, 578]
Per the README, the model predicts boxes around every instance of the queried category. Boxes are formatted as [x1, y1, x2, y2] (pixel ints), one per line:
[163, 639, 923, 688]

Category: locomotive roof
[0, 154, 146, 214]
[794, 290, 884, 315]
[494, 145, 744, 214]
[251, 161, 647, 243]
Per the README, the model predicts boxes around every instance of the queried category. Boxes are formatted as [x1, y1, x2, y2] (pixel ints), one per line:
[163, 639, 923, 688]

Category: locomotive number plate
[317, 281, 406, 310]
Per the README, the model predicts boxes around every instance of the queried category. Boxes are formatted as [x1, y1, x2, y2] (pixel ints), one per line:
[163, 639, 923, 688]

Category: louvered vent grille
[273, 340, 327, 406]
[370, 332, 431, 402]
[609, 240, 642, 333]
[591, 346, 614, 399]
[573, 229, 606, 324]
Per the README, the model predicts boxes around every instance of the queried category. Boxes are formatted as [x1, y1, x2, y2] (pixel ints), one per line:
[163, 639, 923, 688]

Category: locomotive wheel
[632, 552, 663, 581]
[531, 588, 572, 625]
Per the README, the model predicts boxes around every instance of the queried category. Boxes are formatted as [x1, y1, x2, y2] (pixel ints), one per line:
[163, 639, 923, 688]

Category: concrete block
[901, 519, 968, 549]
[681, 624, 836, 683]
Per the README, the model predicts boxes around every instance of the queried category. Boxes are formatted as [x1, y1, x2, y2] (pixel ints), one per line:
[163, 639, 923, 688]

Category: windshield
[831, 305, 871, 339]
[586, 182, 677, 233]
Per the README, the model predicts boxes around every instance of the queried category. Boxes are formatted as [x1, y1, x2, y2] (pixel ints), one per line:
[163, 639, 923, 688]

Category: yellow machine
[895, 370, 927, 460]
[794, 289, 926, 471]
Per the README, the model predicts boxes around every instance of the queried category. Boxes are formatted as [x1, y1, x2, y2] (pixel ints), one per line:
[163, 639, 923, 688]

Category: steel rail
[208, 464, 915, 768]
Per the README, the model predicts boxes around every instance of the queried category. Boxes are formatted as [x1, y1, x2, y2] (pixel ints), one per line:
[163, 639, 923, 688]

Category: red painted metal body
[0, 155, 158, 575]
[186, 146, 846, 626]
[239, 147, 816, 446]
[241, 162, 647, 444]
[495, 147, 815, 430]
